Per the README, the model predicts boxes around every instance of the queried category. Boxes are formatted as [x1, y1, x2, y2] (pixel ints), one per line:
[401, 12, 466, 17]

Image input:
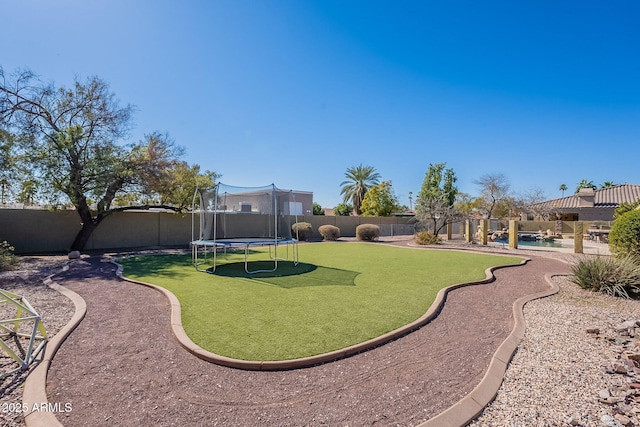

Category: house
[523, 184, 640, 222]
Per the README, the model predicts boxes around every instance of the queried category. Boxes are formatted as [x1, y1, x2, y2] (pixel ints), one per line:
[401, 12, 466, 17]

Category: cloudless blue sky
[3, 0, 639, 208]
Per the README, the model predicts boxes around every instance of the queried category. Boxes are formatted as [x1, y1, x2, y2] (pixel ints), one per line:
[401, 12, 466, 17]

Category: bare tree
[516, 187, 558, 220]
[474, 172, 510, 219]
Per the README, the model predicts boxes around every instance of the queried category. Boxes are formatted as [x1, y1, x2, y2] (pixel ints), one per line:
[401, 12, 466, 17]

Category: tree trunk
[69, 199, 102, 252]
[70, 221, 98, 252]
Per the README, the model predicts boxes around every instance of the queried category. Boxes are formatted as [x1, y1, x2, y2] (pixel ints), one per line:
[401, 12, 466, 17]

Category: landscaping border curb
[22, 266, 87, 427]
[21, 250, 556, 427]
[418, 272, 561, 427]
[111, 253, 530, 371]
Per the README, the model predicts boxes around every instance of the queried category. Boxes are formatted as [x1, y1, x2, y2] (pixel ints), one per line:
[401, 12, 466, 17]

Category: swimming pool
[494, 237, 568, 248]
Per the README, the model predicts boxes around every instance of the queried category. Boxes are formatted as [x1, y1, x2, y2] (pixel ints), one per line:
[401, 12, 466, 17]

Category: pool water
[517, 239, 565, 248]
[495, 238, 567, 248]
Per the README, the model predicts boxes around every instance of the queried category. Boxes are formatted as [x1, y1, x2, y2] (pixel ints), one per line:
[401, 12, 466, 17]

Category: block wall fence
[0, 209, 416, 254]
[0, 209, 608, 254]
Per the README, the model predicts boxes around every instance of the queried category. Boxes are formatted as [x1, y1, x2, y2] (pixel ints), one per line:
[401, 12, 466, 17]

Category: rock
[600, 396, 625, 405]
[601, 414, 624, 427]
[614, 363, 630, 375]
[587, 327, 601, 334]
[617, 321, 638, 331]
[599, 389, 612, 399]
[68, 250, 81, 259]
[567, 415, 581, 426]
[614, 414, 632, 427]
[615, 403, 634, 416]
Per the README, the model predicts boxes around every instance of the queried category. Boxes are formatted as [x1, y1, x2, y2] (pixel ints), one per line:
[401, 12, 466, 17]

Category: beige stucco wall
[86, 211, 192, 250]
[0, 209, 415, 254]
[0, 209, 193, 254]
[0, 208, 609, 254]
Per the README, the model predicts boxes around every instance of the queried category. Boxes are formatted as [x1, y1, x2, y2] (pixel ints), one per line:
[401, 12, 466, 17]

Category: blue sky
[3, 1, 639, 209]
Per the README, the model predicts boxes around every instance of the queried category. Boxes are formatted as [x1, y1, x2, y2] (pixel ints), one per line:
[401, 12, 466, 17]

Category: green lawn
[119, 243, 523, 361]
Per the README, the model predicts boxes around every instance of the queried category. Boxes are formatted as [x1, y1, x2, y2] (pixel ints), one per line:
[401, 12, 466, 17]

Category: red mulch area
[45, 248, 568, 426]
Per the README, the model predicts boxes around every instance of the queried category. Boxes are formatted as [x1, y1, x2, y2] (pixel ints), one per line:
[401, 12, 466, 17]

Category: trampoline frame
[191, 238, 299, 274]
[191, 183, 300, 274]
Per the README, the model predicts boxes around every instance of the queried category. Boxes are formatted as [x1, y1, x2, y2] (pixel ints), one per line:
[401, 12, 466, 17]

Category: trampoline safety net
[191, 183, 300, 273]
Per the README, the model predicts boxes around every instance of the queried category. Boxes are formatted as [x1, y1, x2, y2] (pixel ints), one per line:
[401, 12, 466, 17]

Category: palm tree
[559, 183, 567, 197]
[339, 164, 381, 215]
[600, 181, 616, 188]
[575, 179, 596, 193]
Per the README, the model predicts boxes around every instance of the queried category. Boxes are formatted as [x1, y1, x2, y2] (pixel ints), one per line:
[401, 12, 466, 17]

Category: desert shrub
[0, 241, 19, 271]
[318, 225, 340, 241]
[609, 210, 640, 258]
[415, 230, 441, 245]
[292, 222, 313, 241]
[356, 224, 380, 241]
[570, 254, 640, 299]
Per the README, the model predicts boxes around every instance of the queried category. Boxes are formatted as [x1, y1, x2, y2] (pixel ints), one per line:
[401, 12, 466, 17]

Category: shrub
[570, 254, 640, 299]
[0, 241, 19, 271]
[356, 224, 380, 241]
[415, 230, 441, 245]
[292, 222, 313, 241]
[609, 210, 640, 258]
[318, 225, 340, 241]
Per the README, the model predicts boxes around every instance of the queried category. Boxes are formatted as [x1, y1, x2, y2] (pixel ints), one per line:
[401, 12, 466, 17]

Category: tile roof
[528, 184, 640, 210]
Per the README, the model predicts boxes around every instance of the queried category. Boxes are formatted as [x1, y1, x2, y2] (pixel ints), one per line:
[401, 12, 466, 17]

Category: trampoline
[191, 183, 300, 274]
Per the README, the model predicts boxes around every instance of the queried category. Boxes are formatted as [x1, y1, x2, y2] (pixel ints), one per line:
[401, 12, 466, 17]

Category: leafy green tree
[360, 181, 400, 216]
[130, 161, 218, 210]
[0, 68, 217, 251]
[474, 172, 510, 219]
[0, 130, 14, 171]
[333, 202, 353, 216]
[614, 201, 640, 220]
[0, 129, 19, 203]
[312, 202, 324, 215]
[575, 179, 597, 193]
[0, 177, 8, 204]
[454, 192, 483, 217]
[16, 179, 38, 205]
[339, 164, 380, 215]
[415, 163, 460, 236]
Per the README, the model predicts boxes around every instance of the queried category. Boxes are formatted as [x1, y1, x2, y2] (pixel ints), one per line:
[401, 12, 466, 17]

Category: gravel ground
[0, 256, 75, 427]
[471, 275, 640, 427]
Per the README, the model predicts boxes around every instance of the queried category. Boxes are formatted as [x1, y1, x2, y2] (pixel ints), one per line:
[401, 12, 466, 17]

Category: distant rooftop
[529, 184, 640, 210]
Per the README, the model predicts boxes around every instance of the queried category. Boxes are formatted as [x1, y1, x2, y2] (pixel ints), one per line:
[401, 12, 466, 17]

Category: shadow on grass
[211, 261, 359, 288]
[118, 254, 192, 279]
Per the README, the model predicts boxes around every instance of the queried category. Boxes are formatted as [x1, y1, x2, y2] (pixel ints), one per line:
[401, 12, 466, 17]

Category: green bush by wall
[609, 210, 640, 258]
